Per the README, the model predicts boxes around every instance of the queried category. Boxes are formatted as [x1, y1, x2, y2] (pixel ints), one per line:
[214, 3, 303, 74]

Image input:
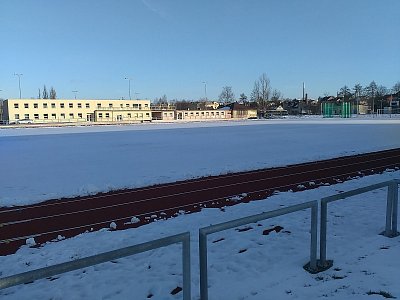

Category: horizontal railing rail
[199, 200, 319, 300]
[0, 232, 191, 300]
[319, 179, 399, 267]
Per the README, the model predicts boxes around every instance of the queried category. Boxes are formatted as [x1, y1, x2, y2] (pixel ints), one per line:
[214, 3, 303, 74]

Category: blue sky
[1, 0, 399, 101]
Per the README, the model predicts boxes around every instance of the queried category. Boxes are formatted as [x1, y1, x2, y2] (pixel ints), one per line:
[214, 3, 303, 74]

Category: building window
[170, 113, 173, 117]
[69, 113, 74, 118]
[34, 103, 38, 108]
[15, 114, 20, 119]
[221, 112, 224, 115]
[138, 104, 142, 109]
[144, 104, 149, 108]
[97, 103, 101, 108]
[24, 114, 29, 119]
[44, 114, 48, 119]
[105, 113, 110, 118]
[146, 113, 150, 116]
[34, 114, 39, 119]
[43, 103, 48, 108]
[61, 113, 65, 119]
[120, 104, 123, 108]
[60, 103, 65, 108]
[69, 103, 73, 108]
[14, 103, 19, 109]
[51, 114, 56, 119]
[24, 103, 29, 108]
[133, 104, 139, 109]
[78, 113, 82, 118]
[98, 113, 103, 118]
[86, 103, 90, 108]
[126, 104, 130, 107]
[51, 103, 56, 108]
[109, 103, 113, 108]
[127, 113, 131, 118]
[196, 112, 199, 116]
[77, 103, 82, 108]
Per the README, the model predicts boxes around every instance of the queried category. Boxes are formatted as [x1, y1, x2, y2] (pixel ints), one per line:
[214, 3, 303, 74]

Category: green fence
[322, 102, 352, 118]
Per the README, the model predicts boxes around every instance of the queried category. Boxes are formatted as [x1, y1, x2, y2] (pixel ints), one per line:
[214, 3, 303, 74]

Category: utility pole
[202, 81, 207, 100]
[125, 77, 132, 100]
[14, 73, 23, 99]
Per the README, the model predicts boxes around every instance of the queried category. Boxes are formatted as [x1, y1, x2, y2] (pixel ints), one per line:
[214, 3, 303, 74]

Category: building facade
[2, 99, 152, 124]
[175, 109, 231, 120]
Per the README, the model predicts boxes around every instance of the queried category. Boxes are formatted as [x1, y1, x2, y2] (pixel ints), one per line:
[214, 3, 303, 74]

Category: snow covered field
[1, 117, 400, 299]
[1, 117, 400, 207]
[0, 170, 399, 300]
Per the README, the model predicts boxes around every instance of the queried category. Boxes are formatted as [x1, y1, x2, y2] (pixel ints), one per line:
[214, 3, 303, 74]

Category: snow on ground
[0, 170, 399, 300]
[1, 117, 400, 207]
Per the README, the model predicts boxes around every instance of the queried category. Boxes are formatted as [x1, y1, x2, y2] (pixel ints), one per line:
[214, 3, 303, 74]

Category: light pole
[14, 73, 23, 99]
[72, 90, 78, 99]
[125, 77, 132, 100]
[202, 81, 207, 100]
[134, 92, 140, 100]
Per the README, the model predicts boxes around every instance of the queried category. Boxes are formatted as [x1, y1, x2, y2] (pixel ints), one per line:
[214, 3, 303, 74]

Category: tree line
[152, 74, 399, 112]
[337, 81, 400, 102]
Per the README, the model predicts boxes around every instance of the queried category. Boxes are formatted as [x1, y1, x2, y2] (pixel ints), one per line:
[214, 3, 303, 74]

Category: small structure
[150, 103, 176, 121]
[222, 102, 258, 119]
[321, 97, 352, 118]
[266, 105, 288, 117]
[175, 109, 231, 120]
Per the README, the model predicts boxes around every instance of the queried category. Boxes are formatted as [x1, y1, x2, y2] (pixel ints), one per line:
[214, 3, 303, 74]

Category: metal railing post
[182, 232, 191, 300]
[385, 183, 394, 237]
[199, 229, 208, 300]
[392, 181, 399, 234]
[0, 232, 192, 298]
[319, 201, 328, 266]
[309, 202, 318, 271]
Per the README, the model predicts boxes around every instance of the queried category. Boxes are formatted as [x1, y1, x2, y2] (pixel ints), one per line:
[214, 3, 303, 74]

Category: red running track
[1, 148, 400, 256]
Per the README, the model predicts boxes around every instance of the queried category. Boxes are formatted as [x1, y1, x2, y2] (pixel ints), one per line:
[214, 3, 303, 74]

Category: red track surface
[1, 148, 400, 256]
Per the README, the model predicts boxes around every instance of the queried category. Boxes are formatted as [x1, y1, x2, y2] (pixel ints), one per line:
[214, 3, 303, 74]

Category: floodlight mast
[14, 73, 23, 99]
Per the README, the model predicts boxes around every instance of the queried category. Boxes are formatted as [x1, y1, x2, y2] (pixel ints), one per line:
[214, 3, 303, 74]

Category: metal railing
[0, 232, 191, 300]
[319, 179, 399, 267]
[199, 200, 319, 300]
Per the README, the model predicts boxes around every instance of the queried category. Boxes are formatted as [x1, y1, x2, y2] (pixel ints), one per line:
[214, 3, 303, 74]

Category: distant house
[266, 105, 288, 117]
[221, 103, 258, 119]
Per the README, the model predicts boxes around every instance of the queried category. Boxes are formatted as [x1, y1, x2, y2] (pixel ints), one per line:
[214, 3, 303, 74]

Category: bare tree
[392, 81, 400, 94]
[271, 89, 282, 101]
[365, 81, 377, 113]
[42, 85, 48, 99]
[49, 87, 57, 99]
[339, 85, 351, 101]
[353, 83, 363, 98]
[251, 73, 271, 110]
[239, 93, 247, 103]
[218, 86, 235, 103]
